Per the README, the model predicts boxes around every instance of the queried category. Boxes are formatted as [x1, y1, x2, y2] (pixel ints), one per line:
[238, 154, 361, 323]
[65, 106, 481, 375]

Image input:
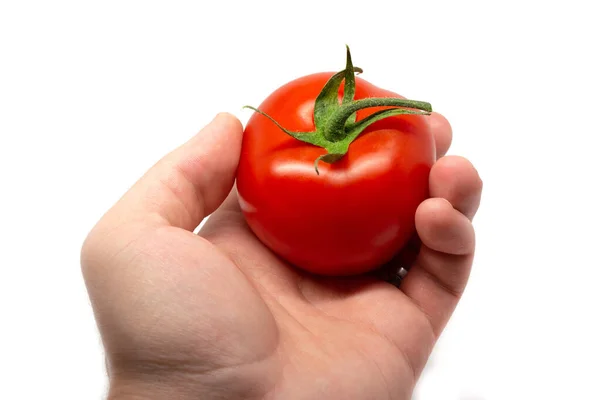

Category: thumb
[98, 112, 243, 232]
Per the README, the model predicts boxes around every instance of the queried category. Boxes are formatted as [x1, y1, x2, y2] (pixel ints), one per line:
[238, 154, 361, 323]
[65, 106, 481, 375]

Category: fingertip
[428, 112, 452, 158]
[213, 112, 244, 132]
[415, 197, 475, 255]
[197, 113, 243, 146]
[430, 156, 483, 220]
[186, 112, 243, 151]
[415, 197, 453, 229]
[432, 155, 482, 190]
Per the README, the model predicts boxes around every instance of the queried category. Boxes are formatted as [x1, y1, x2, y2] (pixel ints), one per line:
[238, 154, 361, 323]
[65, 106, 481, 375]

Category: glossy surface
[237, 73, 435, 276]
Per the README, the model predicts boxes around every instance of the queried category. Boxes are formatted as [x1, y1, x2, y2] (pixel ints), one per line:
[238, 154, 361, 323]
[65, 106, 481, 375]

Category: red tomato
[237, 54, 435, 276]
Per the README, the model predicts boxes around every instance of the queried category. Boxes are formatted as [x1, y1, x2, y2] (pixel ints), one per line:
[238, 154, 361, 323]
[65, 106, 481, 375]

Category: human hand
[81, 112, 482, 399]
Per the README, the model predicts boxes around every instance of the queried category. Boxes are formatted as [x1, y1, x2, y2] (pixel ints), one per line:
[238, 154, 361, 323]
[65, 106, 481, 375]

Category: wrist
[105, 356, 275, 400]
[107, 378, 207, 400]
[107, 371, 269, 400]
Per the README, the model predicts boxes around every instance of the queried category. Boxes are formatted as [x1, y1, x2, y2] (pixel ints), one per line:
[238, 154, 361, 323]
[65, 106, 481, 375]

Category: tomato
[236, 48, 435, 276]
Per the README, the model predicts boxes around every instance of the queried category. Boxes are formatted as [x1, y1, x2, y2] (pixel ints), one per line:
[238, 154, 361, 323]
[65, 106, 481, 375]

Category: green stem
[324, 97, 431, 142]
[243, 46, 432, 175]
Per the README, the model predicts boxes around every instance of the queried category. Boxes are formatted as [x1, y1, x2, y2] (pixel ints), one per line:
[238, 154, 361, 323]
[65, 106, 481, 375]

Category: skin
[238, 73, 436, 275]
[81, 112, 482, 400]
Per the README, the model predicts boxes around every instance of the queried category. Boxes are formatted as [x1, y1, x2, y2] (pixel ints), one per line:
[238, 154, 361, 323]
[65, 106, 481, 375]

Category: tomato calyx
[244, 46, 433, 174]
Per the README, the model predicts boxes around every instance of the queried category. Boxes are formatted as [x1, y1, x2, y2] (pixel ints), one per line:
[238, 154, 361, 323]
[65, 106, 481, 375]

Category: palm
[168, 198, 428, 399]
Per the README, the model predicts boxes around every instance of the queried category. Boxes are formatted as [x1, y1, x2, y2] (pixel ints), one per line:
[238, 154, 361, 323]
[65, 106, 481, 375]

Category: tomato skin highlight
[237, 72, 435, 276]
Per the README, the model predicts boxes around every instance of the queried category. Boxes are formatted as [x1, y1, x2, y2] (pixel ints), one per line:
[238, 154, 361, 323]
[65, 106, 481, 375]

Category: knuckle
[80, 229, 101, 277]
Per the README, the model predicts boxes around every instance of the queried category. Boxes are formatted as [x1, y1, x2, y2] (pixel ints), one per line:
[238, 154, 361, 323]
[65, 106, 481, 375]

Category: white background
[1, 1, 599, 399]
